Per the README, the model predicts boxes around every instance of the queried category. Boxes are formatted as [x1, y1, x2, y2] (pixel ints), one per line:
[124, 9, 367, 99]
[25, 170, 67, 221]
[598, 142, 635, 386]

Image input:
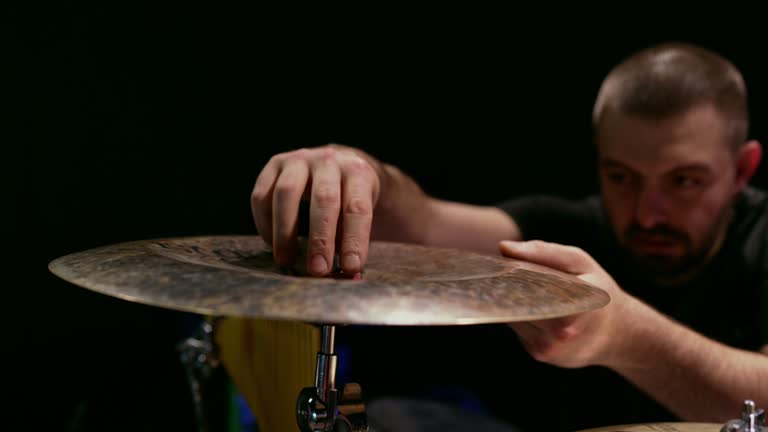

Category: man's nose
[634, 187, 669, 228]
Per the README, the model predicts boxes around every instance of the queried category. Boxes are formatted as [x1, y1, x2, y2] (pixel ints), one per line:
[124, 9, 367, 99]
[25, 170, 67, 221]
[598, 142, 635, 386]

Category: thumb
[499, 240, 593, 275]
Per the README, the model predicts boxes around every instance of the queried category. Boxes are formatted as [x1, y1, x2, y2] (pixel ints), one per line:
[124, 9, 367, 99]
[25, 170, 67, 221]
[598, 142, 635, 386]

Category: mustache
[624, 224, 689, 243]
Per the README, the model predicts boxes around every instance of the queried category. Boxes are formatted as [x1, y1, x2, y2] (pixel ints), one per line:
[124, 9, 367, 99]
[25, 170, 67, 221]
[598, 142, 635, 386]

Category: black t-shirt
[486, 185, 768, 430]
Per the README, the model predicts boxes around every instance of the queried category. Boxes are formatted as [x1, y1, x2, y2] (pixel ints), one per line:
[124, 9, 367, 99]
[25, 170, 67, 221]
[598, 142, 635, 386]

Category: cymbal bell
[48, 235, 610, 325]
[575, 422, 721, 431]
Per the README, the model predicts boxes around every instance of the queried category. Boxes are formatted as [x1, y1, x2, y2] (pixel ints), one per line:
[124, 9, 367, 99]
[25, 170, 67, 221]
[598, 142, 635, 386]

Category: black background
[8, 3, 768, 431]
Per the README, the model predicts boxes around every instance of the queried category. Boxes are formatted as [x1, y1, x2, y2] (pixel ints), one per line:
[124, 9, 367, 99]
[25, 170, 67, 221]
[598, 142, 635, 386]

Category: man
[250, 42, 768, 430]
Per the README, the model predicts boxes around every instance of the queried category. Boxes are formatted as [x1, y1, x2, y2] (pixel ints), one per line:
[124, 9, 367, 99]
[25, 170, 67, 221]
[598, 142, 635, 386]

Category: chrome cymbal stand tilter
[722, 400, 766, 432]
[296, 324, 369, 432]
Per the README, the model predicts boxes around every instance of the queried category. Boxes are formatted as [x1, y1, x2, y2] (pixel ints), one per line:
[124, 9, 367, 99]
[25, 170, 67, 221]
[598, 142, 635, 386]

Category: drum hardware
[177, 316, 222, 432]
[296, 324, 370, 432]
[721, 400, 766, 432]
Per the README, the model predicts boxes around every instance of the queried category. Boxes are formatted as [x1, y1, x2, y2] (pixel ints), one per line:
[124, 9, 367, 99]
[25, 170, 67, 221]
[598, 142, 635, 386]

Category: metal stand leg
[178, 317, 221, 432]
[296, 325, 369, 432]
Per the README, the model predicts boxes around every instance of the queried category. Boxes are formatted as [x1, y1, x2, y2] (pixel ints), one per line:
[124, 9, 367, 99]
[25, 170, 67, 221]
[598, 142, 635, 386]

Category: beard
[623, 224, 699, 275]
[621, 217, 727, 279]
[612, 192, 739, 282]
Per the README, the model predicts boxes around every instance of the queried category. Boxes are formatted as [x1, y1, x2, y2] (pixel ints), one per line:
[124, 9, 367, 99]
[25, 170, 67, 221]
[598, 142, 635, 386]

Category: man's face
[596, 104, 741, 276]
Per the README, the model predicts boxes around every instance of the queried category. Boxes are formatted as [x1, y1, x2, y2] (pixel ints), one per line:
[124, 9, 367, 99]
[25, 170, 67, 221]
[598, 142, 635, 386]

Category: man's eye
[675, 175, 701, 188]
[606, 172, 628, 184]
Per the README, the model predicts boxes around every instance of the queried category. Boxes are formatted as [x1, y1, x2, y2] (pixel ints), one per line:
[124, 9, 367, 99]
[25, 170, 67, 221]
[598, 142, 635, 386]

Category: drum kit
[48, 235, 765, 432]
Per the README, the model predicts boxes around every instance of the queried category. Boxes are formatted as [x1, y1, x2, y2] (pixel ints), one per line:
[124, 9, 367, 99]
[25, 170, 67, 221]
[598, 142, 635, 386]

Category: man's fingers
[508, 322, 543, 337]
[253, 146, 380, 277]
[508, 322, 547, 354]
[338, 163, 376, 274]
[307, 157, 342, 276]
[499, 239, 594, 274]
[271, 160, 310, 267]
[529, 317, 581, 341]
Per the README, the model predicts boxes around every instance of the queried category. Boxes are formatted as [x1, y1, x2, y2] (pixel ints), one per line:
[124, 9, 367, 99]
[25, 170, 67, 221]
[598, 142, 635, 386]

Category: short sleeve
[495, 195, 605, 249]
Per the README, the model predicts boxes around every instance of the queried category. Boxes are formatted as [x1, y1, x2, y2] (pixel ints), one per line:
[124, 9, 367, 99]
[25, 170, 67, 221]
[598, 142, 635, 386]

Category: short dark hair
[592, 42, 749, 149]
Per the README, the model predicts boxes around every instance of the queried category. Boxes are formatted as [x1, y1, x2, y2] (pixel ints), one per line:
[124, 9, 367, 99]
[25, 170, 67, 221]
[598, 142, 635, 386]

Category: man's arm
[370, 162, 522, 255]
[421, 199, 521, 254]
[607, 301, 768, 422]
[500, 240, 768, 423]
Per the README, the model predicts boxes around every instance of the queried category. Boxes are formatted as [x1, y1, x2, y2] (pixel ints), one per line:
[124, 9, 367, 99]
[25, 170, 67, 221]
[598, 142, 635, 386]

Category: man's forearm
[606, 297, 768, 422]
[370, 163, 432, 245]
[422, 199, 521, 254]
[371, 163, 521, 253]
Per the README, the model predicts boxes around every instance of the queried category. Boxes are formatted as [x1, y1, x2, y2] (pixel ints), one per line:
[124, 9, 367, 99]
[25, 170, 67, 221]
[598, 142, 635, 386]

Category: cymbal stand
[296, 325, 369, 432]
[178, 316, 221, 432]
[721, 400, 766, 432]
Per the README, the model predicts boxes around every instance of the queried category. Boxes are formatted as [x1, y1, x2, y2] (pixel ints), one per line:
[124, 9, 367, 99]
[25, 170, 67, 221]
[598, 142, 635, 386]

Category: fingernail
[501, 240, 519, 248]
[342, 254, 360, 272]
[311, 254, 327, 274]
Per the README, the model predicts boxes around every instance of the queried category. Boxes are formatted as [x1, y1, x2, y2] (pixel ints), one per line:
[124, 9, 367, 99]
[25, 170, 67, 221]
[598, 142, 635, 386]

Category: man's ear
[735, 140, 762, 190]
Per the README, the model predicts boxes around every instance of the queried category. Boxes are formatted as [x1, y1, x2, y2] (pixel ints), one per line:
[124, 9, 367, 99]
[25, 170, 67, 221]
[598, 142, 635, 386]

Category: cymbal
[48, 235, 610, 325]
[575, 423, 721, 431]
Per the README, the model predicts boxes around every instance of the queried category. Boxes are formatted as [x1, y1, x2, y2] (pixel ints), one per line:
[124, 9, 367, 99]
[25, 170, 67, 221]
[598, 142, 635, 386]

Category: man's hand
[251, 144, 381, 276]
[500, 240, 635, 369]
[500, 239, 768, 421]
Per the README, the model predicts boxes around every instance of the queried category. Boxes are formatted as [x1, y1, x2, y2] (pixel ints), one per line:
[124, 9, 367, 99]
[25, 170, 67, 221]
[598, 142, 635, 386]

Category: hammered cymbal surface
[48, 235, 610, 325]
